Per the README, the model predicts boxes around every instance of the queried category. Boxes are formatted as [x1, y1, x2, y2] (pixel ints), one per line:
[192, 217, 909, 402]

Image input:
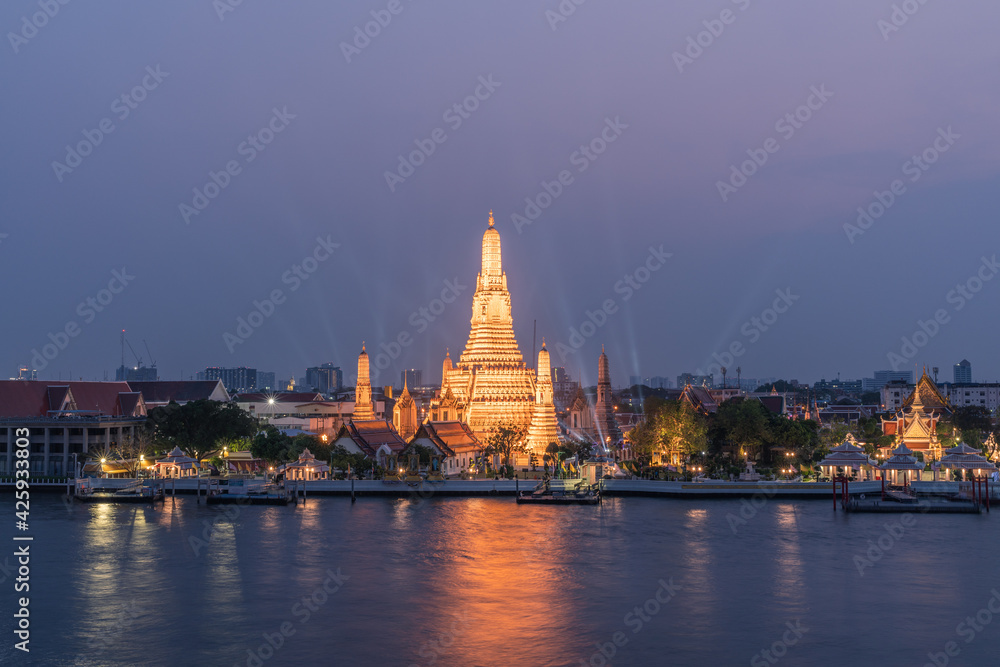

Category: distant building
[129, 380, 230, 409]
[628, 375, 671, 389]
[863, 370, 915, 392]
[306, 364, 342, 394]
[204, 367, 257, 393]
[400, 369, 422, 390]
[115, 365, 158, 382]
[552, 367, 569, 383]
[15, 367, 37, 381]
[257, 372, 276, 392]
[954, 359, 972, 384]
[677, 373, 713, 388]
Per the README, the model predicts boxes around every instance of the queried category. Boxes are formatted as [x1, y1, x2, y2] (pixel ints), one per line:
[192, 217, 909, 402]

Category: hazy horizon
[3, 1, 998, 388]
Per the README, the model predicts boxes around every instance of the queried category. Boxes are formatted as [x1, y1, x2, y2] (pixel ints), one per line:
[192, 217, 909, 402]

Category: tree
[116, 429, 154, 478]
[148, 399, 257, 463]
[624, 418, 657, 467]
[709, 399, 769, 461]
[485, 421, 527, 475]
[655, 400, 707, 463]
[252, 424, 293, 463]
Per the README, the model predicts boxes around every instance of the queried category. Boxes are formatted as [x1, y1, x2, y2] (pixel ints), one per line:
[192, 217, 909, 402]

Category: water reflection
[11, 496, 1000, 667]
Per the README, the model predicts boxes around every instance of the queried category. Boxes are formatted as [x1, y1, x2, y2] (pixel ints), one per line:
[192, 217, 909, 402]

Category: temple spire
[353, 342, 374, 421]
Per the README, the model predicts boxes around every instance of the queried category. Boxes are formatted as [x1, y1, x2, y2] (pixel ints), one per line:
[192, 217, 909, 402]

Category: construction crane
[143, 340, 157, 367]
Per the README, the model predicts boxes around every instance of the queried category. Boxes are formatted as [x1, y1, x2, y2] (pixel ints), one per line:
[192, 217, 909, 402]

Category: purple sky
[2, 0, 998, 388]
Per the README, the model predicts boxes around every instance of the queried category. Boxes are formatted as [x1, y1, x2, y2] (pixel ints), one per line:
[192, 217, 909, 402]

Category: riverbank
[5, 477, 980, 500]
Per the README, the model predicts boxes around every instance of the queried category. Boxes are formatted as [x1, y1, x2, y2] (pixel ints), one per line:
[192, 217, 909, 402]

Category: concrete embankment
[4, 477, 896, 499]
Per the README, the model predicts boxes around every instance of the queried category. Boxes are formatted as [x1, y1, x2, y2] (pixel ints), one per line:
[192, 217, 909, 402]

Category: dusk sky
[3, 0, 998, 388]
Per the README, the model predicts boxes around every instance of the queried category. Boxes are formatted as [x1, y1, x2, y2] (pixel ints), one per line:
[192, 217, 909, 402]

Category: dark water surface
[2, 494, 999, 666]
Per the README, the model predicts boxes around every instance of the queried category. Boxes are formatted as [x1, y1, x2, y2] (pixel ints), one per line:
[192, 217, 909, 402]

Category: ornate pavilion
[881, 369, 952, 461]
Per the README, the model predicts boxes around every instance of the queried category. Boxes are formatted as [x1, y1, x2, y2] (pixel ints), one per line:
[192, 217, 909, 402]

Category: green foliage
[485, 421, 528, 475]
[148, 399, 257, 463]
[251, 424, 294, 463]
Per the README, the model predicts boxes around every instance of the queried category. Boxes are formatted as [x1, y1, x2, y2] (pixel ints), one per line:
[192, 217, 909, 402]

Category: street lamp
[100, 458, 106, 479]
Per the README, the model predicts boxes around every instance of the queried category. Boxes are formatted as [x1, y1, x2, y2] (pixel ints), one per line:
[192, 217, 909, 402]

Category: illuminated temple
[428, 212, 553, 452]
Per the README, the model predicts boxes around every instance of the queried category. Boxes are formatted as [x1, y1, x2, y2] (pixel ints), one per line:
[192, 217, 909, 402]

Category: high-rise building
[257, 372, 276, 392]
[677, 372, 713, 388]
[16, 367, 37, 381]
[864, 370, 915, 392]
[628, 375, 643, 387]
[306, 364, 342, 394]
[204, 367, 257, 394]
[401, 369, 422, 389]
[115, 365, 158, 382]
[954, 359, 972, 384]
[551, 367, 569, 383]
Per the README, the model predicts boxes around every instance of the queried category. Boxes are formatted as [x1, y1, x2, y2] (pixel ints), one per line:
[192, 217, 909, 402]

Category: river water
[2, 494, 999, 666]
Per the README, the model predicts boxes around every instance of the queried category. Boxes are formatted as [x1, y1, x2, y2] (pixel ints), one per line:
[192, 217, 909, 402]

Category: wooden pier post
[351, 477, 356, 503]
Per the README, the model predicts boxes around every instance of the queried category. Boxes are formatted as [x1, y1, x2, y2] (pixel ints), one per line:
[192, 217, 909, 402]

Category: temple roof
[336, 419, 407, 457]
[902, 370, 950, 412]
[411, 420, 482, 456]
[679, 384, 718, 415]
[0, 380, 144, 419]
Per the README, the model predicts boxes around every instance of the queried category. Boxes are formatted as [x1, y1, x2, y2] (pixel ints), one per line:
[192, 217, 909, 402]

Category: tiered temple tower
[525, 342, 560, 453]
[434, 212, 536, 440]
[353, 343, 375, 421]
[593, 346, 621, 445]
[392, 379, 418, 440]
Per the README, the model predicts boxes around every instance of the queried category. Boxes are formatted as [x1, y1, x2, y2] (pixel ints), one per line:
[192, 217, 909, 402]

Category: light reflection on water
[2, 495, 999, 666]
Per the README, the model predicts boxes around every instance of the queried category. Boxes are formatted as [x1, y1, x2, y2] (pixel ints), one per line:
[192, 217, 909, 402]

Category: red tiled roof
[412, 421, 482, 456]
[335, 419, 408, 457]
[0, 381, 139, 418]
